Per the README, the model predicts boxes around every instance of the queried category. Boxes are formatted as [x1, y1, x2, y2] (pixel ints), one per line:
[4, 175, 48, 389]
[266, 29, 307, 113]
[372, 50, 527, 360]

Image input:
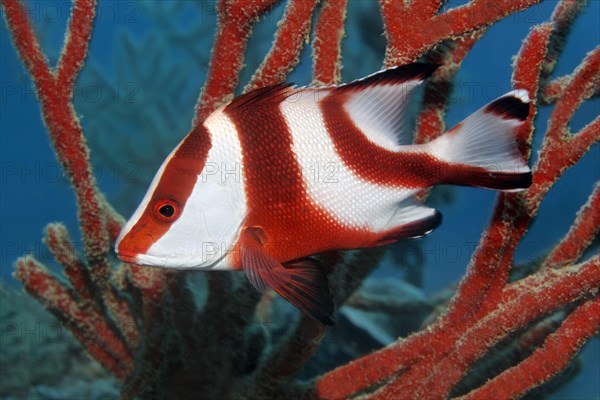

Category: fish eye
[160, 204, 174, 217]
[152, 199, 181, 223]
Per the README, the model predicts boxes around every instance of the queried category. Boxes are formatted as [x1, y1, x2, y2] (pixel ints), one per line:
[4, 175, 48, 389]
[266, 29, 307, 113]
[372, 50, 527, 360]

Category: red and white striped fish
[116, 64, 531, 324]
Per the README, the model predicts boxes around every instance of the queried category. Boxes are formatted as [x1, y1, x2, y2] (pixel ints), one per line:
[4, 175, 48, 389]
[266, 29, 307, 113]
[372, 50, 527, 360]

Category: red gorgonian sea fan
[1, 0, 598, 399]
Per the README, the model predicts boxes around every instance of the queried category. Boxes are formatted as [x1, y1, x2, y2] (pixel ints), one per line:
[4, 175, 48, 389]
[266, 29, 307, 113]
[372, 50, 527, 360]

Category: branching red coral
[312, 0, 347, 86]
[315, 1, 599, 398]
[2, 0, 598, 398]
[459, 296, 600, 400]
[246, 0, 319, 91]
[15, 257, 132, 380]
[380, 0, 543, 66]
[3, 0, 138, 370]
[195, 0, 281, 121]
[414, 30, 485, 147]
[2, 0, 107, 266]
[371, 258, 599, 399]
[542, 184, 600, 269]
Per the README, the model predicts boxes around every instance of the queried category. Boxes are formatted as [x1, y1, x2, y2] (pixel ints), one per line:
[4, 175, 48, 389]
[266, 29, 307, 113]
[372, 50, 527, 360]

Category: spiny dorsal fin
[225, 83, 295, 112]
[337, 63, 439, 93]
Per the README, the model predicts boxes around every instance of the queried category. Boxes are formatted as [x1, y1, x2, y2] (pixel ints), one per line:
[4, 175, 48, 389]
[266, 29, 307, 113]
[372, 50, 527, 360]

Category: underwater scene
[1, 0, 599, 398]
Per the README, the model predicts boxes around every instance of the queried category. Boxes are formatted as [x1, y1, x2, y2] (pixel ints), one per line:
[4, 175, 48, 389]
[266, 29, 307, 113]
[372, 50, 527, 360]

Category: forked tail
[429, 90, 532, 191]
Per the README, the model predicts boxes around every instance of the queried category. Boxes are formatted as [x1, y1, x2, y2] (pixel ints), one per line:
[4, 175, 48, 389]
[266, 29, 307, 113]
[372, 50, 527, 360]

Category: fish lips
[116, 250, 168, 268]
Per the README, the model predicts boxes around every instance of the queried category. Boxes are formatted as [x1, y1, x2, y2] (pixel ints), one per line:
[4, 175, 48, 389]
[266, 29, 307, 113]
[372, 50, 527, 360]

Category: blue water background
[1, 1, 598, 398]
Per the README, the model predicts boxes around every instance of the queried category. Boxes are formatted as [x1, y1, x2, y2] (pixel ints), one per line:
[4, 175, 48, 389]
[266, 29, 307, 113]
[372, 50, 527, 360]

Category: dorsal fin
[337, 63, 438, 93]
[225, 83, 295, 112]
[325, 63, 438, 149]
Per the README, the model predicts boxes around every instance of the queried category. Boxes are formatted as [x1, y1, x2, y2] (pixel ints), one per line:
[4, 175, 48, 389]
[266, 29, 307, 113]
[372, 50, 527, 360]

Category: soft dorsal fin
[240, 228, 335, 325]
[225, 83, 295, 112]
[325, 63, 438, 149]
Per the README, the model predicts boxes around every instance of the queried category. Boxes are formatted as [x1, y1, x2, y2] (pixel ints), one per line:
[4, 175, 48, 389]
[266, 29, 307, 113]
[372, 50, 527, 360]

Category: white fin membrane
[374, 196, 442, 245]
[340, 64, 438, 150]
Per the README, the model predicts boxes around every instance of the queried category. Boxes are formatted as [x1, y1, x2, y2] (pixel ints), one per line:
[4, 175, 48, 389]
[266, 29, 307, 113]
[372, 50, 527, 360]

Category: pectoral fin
[240, 228, 335, 325]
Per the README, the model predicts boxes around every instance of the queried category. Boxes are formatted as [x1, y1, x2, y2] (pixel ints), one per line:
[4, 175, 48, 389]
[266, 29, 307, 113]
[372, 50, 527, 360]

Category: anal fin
[374, 197, 442, 246]
[241, 228, 335, 325]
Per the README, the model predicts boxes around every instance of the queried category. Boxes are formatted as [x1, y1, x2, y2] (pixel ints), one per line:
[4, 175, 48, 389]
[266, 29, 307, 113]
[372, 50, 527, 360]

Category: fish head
[115, 124, 246, 269]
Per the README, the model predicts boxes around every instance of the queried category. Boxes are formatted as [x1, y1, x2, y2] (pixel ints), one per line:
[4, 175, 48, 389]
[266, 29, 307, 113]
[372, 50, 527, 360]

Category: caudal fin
[430, 90, 532, 191]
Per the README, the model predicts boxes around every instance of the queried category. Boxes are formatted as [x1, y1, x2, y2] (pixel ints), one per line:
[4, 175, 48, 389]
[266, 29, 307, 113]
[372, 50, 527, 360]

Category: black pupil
[159, 204, 175, 218]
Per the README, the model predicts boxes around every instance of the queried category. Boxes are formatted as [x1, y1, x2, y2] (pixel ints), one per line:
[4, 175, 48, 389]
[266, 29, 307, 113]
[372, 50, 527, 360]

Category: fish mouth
[116, 250, 168, 267]
[135, 253, 168, 267]
[116, 248, 227, 269]
[116, 249, 138, 264]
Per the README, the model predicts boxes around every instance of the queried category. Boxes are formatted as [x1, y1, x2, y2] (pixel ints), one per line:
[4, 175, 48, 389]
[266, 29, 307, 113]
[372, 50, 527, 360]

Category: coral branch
[315, 328, 428, 398]
[312, 0, 348, 86]
[43, 221, 140, 353]
[372, 258, 600, 399]
[539, 73, 599, 105]
[316, 3, 597, 398]
[248, 316, 326, 398]
[542, 47, 600, 144]
[414, 31, 484, 145]
[568, 115, 600, 159]
[3, 0, 142, 365]
[512, 23, 553, 158]
[98, 193, 126, 243]
[246, 0, 319, 91]
[56, 0, 96, 91]
[195, 0, 280, 122]
[529, 47, 600, 207]
[1, 0, 53, 88]
[541, 0, 587, 79]
[415, 21, 554, 360]
[461, 296, 600, 400]
[15, 257, 132, 379]
[2, 0, 108, 268]
[541, 75, 572, 104]
[43, 223, 93, 302]
[542, 183, 600, 269]
[381, 0, 542, 65]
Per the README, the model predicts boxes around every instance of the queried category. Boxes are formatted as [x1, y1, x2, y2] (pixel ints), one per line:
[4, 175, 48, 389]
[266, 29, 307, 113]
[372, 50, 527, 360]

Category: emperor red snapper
[115, 64, 532, 325]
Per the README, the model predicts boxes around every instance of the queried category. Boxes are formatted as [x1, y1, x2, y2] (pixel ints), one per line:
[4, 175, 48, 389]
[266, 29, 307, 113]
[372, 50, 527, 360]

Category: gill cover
[116, 119, 247, 269]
